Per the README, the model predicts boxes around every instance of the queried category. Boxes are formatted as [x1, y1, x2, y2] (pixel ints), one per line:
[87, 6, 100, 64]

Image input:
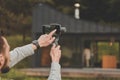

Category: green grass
[6, 35, 31, 50]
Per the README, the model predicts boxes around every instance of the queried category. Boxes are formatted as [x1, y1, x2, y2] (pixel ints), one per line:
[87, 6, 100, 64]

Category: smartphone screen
[42, 24, 60, 36]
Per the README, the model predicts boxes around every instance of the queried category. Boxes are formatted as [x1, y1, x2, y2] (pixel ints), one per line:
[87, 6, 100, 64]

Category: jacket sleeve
[47, 62, 61, 80]
[9, 44, 34, 68]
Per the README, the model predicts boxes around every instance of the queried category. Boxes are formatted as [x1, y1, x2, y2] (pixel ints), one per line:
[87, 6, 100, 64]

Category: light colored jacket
[9, 44, 61, 80]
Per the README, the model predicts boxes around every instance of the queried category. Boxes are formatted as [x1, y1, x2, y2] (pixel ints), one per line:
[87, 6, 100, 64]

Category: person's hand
[38, 29, 56, 47]
[50, 44, 61, 63]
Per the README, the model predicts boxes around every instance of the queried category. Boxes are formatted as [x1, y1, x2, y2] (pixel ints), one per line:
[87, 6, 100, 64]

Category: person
[0, 30, 61, 80]
[83, 48, 91, 67]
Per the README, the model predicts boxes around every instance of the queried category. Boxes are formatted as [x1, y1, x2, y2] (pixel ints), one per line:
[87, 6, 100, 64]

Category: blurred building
[32, 3, 120, 68]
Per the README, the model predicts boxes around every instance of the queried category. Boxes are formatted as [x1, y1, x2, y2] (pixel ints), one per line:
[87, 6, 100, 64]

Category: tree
[0, 0, 120, 37]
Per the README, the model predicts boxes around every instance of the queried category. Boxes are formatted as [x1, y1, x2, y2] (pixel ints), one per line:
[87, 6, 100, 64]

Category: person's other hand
[38, 29, 56, 47]
[50, 44, 61, 63]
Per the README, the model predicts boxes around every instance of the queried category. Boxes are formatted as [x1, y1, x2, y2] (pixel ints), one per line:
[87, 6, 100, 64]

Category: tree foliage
[0, 0, 120, 36]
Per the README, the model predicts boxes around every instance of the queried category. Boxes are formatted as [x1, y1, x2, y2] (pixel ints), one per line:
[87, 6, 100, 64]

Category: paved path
[20, 68, 120, 78]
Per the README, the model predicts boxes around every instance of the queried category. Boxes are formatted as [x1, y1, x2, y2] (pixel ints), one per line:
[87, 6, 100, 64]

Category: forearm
[47, 62, 61, 80]
[9, 44, 35, 68]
